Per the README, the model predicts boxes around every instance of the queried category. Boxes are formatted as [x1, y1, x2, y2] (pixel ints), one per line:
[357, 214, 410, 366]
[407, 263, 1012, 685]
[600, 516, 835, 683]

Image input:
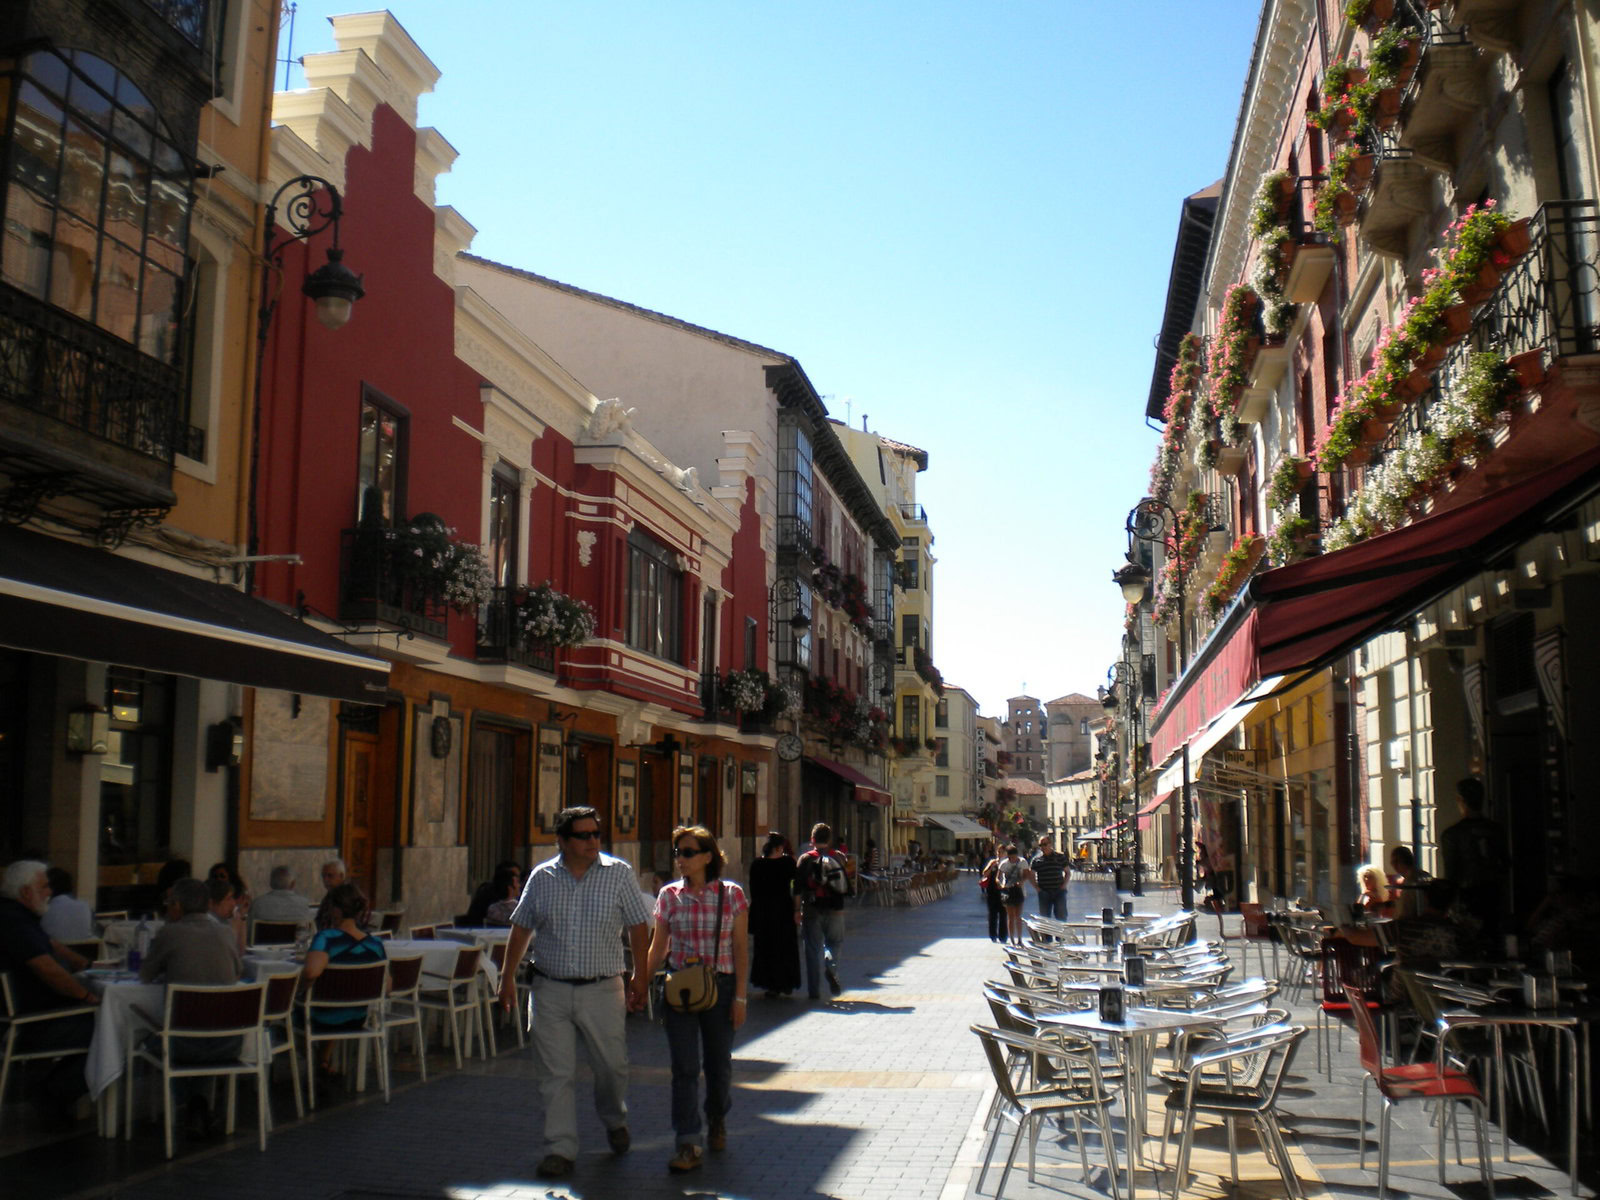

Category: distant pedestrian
[996, 845, 1029, 946]
[1440, 777, 1508, 937]
[1029, 836, 1070, 921]
[795, 823, 849, 999]
[980, 853, 1006, 942]
[497, 806, 652, 1179]
[648, 824, 750, 1174]
[747, 832, 800, 998]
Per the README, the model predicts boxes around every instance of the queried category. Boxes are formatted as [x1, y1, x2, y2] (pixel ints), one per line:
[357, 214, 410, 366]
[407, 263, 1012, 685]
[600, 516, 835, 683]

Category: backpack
[806, 850, 850, 899]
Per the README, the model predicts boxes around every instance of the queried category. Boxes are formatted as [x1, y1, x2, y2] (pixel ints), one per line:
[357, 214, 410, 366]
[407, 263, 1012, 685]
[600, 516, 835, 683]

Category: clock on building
[776, 733, 803, 763]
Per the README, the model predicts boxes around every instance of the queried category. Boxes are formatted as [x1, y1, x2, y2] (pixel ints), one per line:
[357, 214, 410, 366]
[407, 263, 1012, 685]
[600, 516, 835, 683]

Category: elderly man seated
[140, 877, 243, 1137]
[0, 860, 97, 1120]
[314, 858, 347, 931]
[250, 865, 314, 928]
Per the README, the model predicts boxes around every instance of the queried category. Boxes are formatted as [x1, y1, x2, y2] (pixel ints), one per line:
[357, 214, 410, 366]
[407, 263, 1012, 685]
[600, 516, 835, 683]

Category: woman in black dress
[747, 831, 801, 997]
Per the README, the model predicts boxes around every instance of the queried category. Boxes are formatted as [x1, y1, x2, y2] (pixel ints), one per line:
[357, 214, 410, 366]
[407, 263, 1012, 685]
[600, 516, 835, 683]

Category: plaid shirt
[654, 880, 749, 973]
[510, 851, 651, 979]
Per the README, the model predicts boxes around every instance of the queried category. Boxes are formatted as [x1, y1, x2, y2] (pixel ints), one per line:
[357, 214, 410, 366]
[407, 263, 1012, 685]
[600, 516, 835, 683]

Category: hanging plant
[1314, 145, 1373, 233]
[1266, 456, 1312, 513]
[1206, 284, 1260, 421]
[1266, 516, 1319, 566]
[723, 667, 773, 714]
[1248, 170, 1293, 240]
[1149, 332, 1205, 503]
[387, 514, 495, 614]
[1202, 534, 1267, 617]
[515, 582, 597, 646]
[1368, 24, 1421, 87]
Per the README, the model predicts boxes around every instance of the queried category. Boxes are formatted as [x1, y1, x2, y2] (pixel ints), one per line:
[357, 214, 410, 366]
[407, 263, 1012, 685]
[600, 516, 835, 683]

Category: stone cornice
[1205, 0, 1316, 310]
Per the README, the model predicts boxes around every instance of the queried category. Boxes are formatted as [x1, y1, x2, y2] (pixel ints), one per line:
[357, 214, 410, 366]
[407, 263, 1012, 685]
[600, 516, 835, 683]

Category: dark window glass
[901, 694, 920, 742]
[98, 667, 175, 868]
[488, 464, 519, 588]
[356, 390, 405, 523]
[626, 529, 684, 663]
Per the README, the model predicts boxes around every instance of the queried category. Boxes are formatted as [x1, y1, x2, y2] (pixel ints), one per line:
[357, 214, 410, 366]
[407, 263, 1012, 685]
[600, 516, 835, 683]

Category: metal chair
[1315, 936, 1384, 1078]
[0, 972, 94, 1130]
[381, 954, 427, 1082]
[971, 1024, 1122, 1200]
[301, 960, 390, 1109]
[1346, 981, 1494, 1200]
[416, 944, 486, 1068]
[1161, 1023, 1309, 1200]
[249, 920, 301, 947]
[125, 981, 270, 1159]
[260, 967, 304, 1122]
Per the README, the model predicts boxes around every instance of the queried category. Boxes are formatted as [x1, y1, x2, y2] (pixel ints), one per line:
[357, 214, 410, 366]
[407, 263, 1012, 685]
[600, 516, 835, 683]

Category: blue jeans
[661, 973, 736, 1140]
[1037, 888, 1067, 920]
[802, 907, 844, 997]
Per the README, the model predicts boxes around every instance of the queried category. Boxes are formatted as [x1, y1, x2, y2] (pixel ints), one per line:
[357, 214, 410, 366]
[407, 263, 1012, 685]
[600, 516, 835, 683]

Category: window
[1080, 717, 1089, 734]
[487, 463, 519, 588]
[935, 737, 948, 767]
[935, 698, 948, 728]
[626, 529, 684, 662]
[1, 50, 192, 359]
[900, 552, 919, 590]
[744, 616, 757, 670]
[901, 613, 918, 651]
[935, 775, 949, 798]
[901, 694, 921, 742]
[356, 388, 406, 523]
[778, 417, 814, 550]
[98, 668, 176, 869]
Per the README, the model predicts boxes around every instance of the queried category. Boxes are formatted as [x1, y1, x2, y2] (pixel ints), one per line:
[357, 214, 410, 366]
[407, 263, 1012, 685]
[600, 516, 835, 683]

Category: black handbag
[661, 883, 724, 1014]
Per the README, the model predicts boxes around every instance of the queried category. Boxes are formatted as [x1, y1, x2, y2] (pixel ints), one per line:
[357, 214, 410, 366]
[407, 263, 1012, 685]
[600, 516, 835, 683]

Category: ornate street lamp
[1121, 495, 1195, 911]
[1100, 658, 1142, 896]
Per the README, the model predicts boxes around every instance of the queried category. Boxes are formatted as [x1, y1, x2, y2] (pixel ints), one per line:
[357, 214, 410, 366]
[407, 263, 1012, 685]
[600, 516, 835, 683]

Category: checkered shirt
[654, 880, 749, 973]
[510, 851, 651, 979]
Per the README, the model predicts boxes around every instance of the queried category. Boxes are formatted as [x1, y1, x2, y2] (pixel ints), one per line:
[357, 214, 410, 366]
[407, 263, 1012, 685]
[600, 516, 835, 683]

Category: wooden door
[467, 725, 524, 889]
[342, 731, 379, 898]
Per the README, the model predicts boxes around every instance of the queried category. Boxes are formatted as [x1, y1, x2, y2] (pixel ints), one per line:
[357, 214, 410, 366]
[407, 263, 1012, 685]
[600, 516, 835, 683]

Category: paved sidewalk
[11, 876, 1595, 1199]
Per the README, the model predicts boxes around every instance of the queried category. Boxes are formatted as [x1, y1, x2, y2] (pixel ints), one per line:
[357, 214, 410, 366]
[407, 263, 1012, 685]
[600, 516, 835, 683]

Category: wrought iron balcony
[898, 502, 928, 523]
[141, 0, 214, 48]
[699, 671, 722, 720]
[474, 586, 556, 672]
[0, 282, 179, 514]
[1370, 202, 1597, 472]
[776, 513, 814, 559]
[338, 527, 448, 640]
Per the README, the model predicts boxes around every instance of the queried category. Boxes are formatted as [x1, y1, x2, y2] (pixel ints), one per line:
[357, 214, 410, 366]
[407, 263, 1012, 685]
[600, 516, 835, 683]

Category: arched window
[2, 49, 191, 362]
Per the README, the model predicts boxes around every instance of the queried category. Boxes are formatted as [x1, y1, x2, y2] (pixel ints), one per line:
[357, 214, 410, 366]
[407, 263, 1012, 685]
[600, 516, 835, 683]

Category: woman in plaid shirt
[647, 824, 750, 1174]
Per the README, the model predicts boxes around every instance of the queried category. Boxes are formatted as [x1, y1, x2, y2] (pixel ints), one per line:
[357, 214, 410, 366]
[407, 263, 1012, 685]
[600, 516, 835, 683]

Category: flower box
[1438, 303, 1474, 345]
[1342, 153, 1376, 193]
[1375, 88, 1403, 130]
[1457, 260, 1503, 306]
[1508, 348, 1546, 392]
[1334, 191, 1359, 225]
[1361, 417, 1390, 446]
[1498, 218, 1532, 258]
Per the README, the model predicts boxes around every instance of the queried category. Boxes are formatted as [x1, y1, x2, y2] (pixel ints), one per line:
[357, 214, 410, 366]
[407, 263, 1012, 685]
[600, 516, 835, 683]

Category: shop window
[626, 529, 684, 663]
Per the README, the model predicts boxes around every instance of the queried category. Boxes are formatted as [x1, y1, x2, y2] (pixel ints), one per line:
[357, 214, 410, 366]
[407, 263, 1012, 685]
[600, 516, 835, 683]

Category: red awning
[811, 755, 893, 806]
[1250, 446, 1600, 678]
[1149, 447, 1600, 767]
[1138, 790, 1172, 816]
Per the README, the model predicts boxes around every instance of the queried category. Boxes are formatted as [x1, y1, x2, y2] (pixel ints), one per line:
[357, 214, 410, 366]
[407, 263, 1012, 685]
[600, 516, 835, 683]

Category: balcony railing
[475, 586, 556, 672]
[338, 527, 448, 640]
[898, 503, 927, 523]
[700, 671, 722, 719]
[140, 0, 215, 49]
[0, 283, 180, 477]
[776, 513, 814, 558]
[1371, 201, 1596, 470]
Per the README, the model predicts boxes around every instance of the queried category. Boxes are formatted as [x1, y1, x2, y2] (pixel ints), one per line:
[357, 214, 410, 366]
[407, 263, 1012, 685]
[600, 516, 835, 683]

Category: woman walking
[996, 844, 1029, 946]
[747, 832, 801, 998]
[648, 825, 750, 1174]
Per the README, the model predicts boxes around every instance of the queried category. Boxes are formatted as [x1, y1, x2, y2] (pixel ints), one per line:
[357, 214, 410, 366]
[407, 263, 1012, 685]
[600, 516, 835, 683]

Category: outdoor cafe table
[80, 968, 160, 1137]
[1034, 1004, 1245, 1199]
[384, 937, 499, 992]
[1437, 1003, 1594, 1195]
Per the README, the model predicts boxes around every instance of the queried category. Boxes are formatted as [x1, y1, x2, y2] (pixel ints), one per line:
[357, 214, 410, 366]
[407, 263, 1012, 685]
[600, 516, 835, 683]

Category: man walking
[498, 806, 651, 1179]
[1030, 835, 1070, 921]
[795, 822, 848, 1000]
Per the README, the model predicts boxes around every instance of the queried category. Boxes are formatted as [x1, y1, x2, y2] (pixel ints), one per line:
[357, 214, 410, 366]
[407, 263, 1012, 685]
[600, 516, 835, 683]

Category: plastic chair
[1161, 1024, 1309, 1200]
[416, 944, 486, 1068]
[301, 960, 390, 1110]
[1346, 982, 1494, 1200]
[260, 967, 304, 1122]
[0, 972, 94, 1130]
[250, 920, 300, 947]
[125, 981, 269, 1158]
[381, 954, 427, 1082]
[971, 1024, 1123, 1200]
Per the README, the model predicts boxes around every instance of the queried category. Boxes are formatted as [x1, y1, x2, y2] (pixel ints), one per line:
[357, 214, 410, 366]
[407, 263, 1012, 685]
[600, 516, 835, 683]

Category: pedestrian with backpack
[795, 822, 849, 999]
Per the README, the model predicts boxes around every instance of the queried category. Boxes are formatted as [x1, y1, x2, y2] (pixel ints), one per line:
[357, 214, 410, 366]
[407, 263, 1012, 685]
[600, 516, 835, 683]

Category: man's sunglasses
[562, 829, 602, 841]
[674, 845, 706, 857]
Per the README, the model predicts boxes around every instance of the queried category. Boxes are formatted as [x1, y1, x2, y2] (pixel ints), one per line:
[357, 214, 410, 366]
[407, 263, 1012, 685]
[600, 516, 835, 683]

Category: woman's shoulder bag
[661, 883, 725, 1014]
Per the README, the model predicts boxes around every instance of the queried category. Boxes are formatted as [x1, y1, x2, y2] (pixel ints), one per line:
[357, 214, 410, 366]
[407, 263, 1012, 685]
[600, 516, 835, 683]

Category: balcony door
[466, 723, 528, 890]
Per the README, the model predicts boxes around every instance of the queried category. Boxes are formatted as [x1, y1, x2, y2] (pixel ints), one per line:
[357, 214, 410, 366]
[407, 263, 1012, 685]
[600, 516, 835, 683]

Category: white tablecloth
[385, 938, 499, 992]
[81, 973, 163, 1101]
[438, 926, 512, 946]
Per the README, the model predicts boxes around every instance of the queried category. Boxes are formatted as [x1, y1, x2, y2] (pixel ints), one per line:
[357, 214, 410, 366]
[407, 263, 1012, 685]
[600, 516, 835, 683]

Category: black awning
[0, 524, 390, 702]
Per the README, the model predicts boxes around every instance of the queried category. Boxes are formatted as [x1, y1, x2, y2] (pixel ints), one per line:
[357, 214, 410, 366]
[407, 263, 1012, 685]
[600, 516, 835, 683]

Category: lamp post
[1117, 496, 1194, 911]
[1100, 657, 1143, 896]
[247, 175, 366, 589]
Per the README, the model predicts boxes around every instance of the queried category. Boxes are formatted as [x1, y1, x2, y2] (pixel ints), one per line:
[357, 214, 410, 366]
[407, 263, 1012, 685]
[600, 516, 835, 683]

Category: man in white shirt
[40, 867, 95, 943]
[249, 865, 315, 926]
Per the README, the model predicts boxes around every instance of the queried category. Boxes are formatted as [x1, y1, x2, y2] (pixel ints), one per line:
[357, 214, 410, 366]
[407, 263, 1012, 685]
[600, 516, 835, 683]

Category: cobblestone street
[9, 879, 1594, 1200]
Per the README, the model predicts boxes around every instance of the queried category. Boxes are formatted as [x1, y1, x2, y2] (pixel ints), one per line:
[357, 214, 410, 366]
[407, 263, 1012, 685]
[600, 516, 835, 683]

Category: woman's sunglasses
[674, 845, 705, 857]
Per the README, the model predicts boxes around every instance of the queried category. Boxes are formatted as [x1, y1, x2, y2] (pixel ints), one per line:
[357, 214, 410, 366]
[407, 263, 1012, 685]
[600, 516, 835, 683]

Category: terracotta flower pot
[1375, 88, 1403, 130]
[1401, 368, 1433, 398]
[1362, 418, 1390, 446]
[1334, 191, 1360, 226]
[1294, 459, 1316, 482]
[1361, 0, 1395, 34]
[1415, 341, 1448, 370]
[1344, 154, 1375, 193]
[1346, 445, 1372, 467]
[1498, 219, 1532, 259]
[1372, 397, 1404, 421]
[1438, 303, 1473, 345]
[1330, 108, 1358, 142]
[1392, 41, 1421, 89]
[1508, 348, 1546, 392]
[1458, 260, 1502, 306]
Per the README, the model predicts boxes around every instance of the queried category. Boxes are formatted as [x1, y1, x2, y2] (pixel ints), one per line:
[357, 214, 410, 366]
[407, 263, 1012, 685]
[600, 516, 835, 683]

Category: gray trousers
[529, 974, 629, 1158]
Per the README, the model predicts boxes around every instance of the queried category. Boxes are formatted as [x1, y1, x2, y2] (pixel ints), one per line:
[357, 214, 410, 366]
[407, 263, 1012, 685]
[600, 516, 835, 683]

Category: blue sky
[280, 1, 1263, 718]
